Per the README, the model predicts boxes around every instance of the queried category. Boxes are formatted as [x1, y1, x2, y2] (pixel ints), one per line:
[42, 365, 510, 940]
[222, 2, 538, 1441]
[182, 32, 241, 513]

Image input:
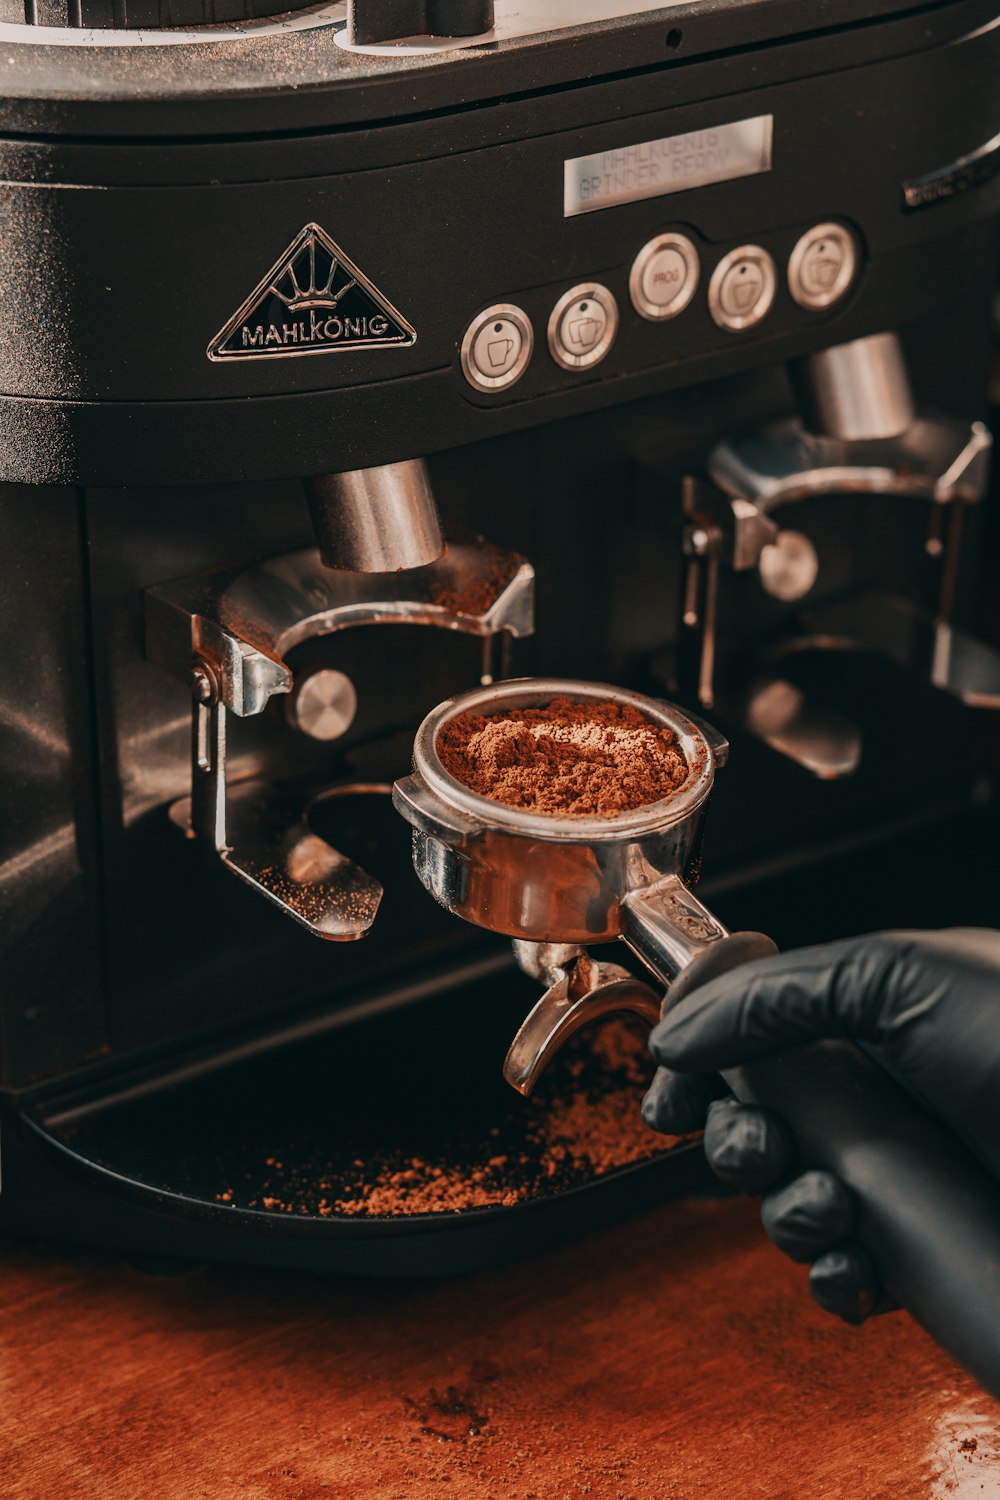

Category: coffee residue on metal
[427, 542, 520, 617]
[436, 696, 688, 818]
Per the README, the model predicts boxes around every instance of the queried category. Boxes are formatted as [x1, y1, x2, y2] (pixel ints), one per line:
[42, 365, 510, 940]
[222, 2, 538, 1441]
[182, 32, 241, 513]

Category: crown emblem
[270, 236, 357, 313]
[207, 222, 417, 362]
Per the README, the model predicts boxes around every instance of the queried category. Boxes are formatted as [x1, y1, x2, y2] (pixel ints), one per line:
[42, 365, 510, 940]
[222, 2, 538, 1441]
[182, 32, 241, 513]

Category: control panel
[459, 219, 862, 397]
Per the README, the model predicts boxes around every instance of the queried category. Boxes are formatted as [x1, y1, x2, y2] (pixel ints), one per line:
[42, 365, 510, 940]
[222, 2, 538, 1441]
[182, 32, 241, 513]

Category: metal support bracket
[680, 414, 993, 719]
[147, 542, 535, 939]
[707, 415, 991, 517]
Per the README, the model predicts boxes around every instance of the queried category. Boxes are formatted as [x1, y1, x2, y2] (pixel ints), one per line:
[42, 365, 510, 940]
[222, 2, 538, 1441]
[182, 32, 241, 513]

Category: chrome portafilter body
[392, 678, 718, 947]
[392, 679, 772, 1093]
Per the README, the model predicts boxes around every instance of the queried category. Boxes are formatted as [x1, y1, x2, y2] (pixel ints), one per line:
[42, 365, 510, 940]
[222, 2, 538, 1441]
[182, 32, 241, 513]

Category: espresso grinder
[0, 1, 998, 1283]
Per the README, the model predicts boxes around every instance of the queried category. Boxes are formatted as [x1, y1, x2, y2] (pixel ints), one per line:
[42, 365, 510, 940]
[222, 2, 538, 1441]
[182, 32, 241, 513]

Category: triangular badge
[207, 223, 416, 361]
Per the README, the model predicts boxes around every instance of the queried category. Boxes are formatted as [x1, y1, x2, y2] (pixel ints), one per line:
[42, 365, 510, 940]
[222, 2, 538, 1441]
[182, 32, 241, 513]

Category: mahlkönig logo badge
[207, 223, 416, 361]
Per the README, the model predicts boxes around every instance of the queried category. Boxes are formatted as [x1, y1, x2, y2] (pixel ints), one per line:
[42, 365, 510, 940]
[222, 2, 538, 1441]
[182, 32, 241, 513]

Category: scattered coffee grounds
[403, 1385, 490, 1443]
[248, 852, 380, 933]
[218, 1016, 688, 1219]
[427, 543, 520, 616]
[437, 695, 689, 817]
[325, 1020, 671, 1217]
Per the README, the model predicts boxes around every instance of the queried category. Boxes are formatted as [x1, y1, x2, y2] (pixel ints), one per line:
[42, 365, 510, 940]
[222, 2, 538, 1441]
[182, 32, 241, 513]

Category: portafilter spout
[391, 678, 772, 1091]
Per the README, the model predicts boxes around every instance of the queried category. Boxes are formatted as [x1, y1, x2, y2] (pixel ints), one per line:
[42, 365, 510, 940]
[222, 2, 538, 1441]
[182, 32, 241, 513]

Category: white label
[563, 115, 773, 217]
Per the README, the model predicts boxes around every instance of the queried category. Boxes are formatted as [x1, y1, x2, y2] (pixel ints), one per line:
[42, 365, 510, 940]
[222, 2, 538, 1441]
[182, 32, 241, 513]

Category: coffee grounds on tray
[436, 695, 688, 817]
[220, 1017, 687, 1219]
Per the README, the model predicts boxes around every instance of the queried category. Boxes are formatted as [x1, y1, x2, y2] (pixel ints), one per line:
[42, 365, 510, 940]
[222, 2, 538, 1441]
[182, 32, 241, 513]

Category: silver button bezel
[707, 245, 777, 332]
[629, 233, 700, 321]
[787, 222, 859, 311]
[547, 282, 619, 371]
[460, 303, 534, 392]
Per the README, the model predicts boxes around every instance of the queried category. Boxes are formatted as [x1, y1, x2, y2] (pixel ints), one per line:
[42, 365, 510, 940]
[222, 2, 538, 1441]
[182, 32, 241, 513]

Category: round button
[286, 669, 358, 742]
[758, 530, 819, 602]
[787, 222, 859, 311]
[461, 303, 533, 392]
[630, 233, 699, 321]
[708, 246, 777, 332]
[548, 283, 618, 371]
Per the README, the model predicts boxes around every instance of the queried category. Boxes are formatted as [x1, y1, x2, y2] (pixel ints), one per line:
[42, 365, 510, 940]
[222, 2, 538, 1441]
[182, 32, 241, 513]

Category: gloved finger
[648, 935, 905, 1073]
[759, 1169, 857, 1263]
[808, 1244, 895, 1326]
[702, 1097, 795, 1193]
[641, 1067, 728, 1135]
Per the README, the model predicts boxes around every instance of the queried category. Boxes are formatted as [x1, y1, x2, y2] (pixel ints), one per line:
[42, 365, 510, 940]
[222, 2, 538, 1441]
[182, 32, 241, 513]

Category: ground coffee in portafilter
[437, 696, 689, 818]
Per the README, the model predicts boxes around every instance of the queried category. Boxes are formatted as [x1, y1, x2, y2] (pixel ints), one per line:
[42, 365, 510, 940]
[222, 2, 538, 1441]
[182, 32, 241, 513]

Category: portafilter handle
[503, 875, 760, 1094]
[659, 939, 1000, 1400]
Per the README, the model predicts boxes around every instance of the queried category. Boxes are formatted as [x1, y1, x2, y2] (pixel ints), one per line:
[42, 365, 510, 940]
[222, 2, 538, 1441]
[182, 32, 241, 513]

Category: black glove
[643, 929, 1000, 1326]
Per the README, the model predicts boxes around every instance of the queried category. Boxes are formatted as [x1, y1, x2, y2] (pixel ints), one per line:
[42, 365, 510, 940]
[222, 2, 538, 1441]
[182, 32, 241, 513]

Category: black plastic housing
[0, 0, 997, 485]
[0, 0, 998, 1272]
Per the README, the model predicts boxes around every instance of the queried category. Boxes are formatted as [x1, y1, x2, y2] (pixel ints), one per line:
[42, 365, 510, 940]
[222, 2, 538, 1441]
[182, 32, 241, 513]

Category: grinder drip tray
[14, 960, 705, 1275]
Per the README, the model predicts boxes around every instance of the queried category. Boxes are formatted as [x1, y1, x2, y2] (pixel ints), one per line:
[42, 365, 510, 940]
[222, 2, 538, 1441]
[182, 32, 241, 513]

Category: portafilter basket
[392, 678, 775, 1089]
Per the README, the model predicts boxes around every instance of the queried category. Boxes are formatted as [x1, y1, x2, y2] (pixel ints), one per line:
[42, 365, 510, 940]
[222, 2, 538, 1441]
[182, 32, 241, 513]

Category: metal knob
[286, 670, 358, 741]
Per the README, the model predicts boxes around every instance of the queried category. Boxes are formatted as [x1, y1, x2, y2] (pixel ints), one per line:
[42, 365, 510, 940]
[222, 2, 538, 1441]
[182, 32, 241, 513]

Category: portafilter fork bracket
[392, 678, 765, 1093]
[145, 542, 534, 939]
[680, 331, 993, 713]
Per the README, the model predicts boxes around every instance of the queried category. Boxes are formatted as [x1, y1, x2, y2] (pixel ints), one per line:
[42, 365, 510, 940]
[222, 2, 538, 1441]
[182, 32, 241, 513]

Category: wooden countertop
[1, 1196, 996, 1499]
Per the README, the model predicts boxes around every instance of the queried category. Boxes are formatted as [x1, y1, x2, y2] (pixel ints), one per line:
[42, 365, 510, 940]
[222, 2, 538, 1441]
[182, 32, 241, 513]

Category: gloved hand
[643, 929, 1000, 1326]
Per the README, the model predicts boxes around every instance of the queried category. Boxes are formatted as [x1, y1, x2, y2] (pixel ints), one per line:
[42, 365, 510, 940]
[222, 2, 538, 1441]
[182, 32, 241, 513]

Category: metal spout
[790, 332, 916, 441]
[306, 459, 444, 573]
[504, 943, 661, 1096]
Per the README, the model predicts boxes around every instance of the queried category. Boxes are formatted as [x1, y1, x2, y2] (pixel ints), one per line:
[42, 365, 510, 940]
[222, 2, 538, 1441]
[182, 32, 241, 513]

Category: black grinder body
[0, 0, 998, 1271]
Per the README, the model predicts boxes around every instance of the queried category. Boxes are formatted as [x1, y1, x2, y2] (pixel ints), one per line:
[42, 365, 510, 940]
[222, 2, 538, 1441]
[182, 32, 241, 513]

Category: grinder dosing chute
[391, 678, 774, 1090]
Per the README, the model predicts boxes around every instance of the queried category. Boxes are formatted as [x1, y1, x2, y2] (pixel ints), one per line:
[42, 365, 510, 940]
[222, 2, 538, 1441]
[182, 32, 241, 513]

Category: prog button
[461, 303, 534, 392]
[708, 245, 777, 332]
[630, 233, 699, 321]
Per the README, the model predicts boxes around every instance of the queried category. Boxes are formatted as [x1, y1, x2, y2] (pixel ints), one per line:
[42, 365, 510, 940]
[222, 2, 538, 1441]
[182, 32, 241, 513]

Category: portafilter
[393, 677, 1000, 1397]
[391, 678, 775, 1090]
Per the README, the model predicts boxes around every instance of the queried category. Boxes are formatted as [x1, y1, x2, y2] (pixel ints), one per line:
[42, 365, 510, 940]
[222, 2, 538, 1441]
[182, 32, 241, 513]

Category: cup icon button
[487, 336, 515, 367]
[805, 254, 840, 291]
[708, 246, 776, 332]
[788, 223, 859, 311]
[723, 268, 763, 314]
[566, 309, 603, 349]
[462, 306, 533, 392]
[472, 318, 521, 377]
[548, 284, 618, 371]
